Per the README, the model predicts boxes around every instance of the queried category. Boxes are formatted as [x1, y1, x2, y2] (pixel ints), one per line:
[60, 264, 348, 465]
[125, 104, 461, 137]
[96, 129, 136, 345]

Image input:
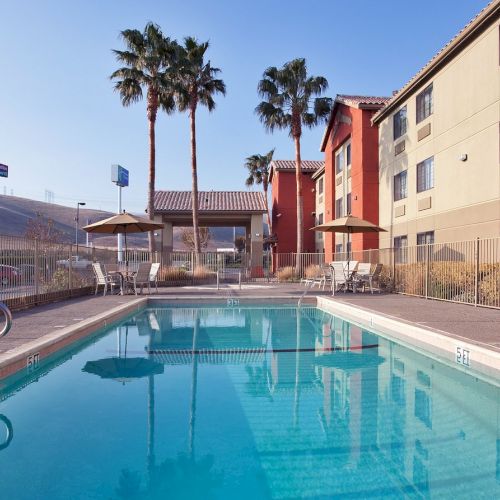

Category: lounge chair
[330, 262, 348, 294]
[307, 264, 332, 290]
[354, 263, 383, 293]
[149, 263, 160, 294]
[92, 263, 119, 296]
[125, 262, 153, 295]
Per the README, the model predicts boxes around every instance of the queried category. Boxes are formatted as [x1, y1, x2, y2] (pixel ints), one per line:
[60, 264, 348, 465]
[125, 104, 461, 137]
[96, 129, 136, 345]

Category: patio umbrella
[83, 211, 164, 266]
[83, 357, 164, 383]
[310, 215, 386, 264]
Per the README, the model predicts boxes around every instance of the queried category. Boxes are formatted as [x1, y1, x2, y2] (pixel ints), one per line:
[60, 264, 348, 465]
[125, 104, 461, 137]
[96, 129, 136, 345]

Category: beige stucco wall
[315, 173, 325, 252]
[378, 20, 500, 248]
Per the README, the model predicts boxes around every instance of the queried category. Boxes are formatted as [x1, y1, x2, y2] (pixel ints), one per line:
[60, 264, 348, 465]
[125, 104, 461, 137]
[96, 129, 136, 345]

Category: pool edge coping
[0, 297, 147, 380]
[317, 296, 500, 380]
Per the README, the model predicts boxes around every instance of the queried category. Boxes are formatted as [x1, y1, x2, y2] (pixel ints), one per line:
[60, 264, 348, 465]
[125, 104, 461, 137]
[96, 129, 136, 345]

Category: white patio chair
[355, 263, 383, 293]
[330, 262, 348, 294]
[92, 263, 118, 296]
[149, 263, 160, 294]
[125, 262, 153, 295]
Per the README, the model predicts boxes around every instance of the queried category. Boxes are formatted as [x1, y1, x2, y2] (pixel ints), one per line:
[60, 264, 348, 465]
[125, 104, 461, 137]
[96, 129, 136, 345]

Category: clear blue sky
[0, 0, 488, 213]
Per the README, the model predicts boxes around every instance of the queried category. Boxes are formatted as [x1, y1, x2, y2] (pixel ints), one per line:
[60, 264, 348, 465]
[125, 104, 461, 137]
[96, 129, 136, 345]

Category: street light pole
[75, 202, 86, 257]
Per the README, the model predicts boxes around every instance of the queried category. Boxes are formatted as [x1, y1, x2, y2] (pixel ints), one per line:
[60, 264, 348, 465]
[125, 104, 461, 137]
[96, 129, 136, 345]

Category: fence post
[34, 239, 39, 299]
[425, 244, 430, 299]
[474, 237, 479, 307]
[68, 244, 73, 295]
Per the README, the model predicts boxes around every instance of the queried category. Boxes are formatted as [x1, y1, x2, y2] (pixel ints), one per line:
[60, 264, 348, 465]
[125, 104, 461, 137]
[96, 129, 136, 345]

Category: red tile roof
[373, 0, 500, 123]
[320, 94, 390, 151]
[154, 191, 267, 213]
[269, 160, 324, 183]
[336, 95, 392, 108]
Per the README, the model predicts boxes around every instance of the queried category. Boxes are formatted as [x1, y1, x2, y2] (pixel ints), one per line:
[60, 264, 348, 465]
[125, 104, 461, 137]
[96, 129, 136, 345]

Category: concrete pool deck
[0, 284, 498, 378]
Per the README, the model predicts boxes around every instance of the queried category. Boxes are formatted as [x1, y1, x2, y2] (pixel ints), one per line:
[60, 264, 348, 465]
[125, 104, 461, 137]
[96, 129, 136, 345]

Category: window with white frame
[335, 150, 344, 174]
[318, 177, 324, 195]
[394, 171, 408, 201]
[346, 143, 351, 166]
[393, 106, 407, 140]
[335, 243, 343, 254]
[394, 235, 408, 264]
[417, 231, 434, 261]
[346, 192, 352, 215]
[416, 84, 433, 123]
[417, 157, 434, 193]
[335, 198, 343, 218]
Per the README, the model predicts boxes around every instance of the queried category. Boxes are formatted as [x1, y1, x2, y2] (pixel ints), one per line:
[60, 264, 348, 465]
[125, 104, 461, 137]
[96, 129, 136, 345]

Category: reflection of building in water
[376, 341, 500, 496]
[139, 307, 269, 365]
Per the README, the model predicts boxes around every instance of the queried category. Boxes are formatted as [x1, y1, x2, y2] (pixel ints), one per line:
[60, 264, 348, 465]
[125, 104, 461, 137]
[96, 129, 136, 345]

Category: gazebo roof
[154, 190, 267, 214]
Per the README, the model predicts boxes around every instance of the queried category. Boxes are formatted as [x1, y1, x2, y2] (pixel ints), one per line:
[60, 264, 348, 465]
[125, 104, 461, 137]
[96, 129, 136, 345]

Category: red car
[0, 265, 20, 286]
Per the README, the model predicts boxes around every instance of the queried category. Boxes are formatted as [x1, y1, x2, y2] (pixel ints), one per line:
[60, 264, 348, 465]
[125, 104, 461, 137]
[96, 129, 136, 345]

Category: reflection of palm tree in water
[115, 310, 221, 499]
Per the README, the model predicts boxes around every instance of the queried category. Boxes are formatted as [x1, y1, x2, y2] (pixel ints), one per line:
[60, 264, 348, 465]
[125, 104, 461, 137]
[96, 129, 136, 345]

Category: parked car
[56, 256, 92, 270]
[0, 265, 20, 286]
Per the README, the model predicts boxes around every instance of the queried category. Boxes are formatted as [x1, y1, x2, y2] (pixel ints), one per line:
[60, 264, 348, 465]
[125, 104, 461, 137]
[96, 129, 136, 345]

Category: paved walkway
[1, 285, 498, 355]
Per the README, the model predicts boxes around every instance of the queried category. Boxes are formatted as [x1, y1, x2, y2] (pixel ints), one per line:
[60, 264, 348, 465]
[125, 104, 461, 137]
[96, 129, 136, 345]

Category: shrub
[277, 266, 296, 282]
[42, 269, 90, 292]
[304, 265, 321, 279]
[161, 266, 188, 282]
[479, 268, 500, 307]
[193, 265, 211, 280]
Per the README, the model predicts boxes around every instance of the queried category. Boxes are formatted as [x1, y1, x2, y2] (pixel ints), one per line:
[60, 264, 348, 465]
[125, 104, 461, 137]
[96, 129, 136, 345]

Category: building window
[346, 241, 351, 255]
[335, 243, 343, 254]
[417, 231, 434, 261]
[335, 150, 344, 174]
[335, 198, 343, 218]
[346, 192, 352, 215]
[393, 106, 407, 140]
[318, 177, 323, 195]
[416, 84, 433, 123]
[417, 157, 434, 193]
[394, 235, 408, 264]
[394, 171, 408, 201]
[346, 143, 351, 166]
[417, 231, 434, 246]
[318, 213, 324, 225]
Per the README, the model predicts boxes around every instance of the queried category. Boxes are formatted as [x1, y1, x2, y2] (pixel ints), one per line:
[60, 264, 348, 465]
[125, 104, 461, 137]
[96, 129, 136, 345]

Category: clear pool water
[0, 305, 498, 499]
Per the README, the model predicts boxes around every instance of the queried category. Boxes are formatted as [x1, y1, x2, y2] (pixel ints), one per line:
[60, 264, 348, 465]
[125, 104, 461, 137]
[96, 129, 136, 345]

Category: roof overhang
[372, 1, 500, 124]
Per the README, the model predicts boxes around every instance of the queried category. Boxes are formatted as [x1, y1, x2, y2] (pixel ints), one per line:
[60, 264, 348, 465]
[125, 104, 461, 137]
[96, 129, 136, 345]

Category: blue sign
[0, 164, 8, 178]
[111, 164, 129, 187]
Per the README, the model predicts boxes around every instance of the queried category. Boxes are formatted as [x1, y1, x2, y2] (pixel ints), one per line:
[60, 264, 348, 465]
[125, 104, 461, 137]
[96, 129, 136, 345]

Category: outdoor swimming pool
[0, 304, 498, 499]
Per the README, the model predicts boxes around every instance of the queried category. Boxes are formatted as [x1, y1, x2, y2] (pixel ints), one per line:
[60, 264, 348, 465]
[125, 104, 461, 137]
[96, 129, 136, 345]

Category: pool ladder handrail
[0, 302, 12, 338]
[298, 279, 315, 307]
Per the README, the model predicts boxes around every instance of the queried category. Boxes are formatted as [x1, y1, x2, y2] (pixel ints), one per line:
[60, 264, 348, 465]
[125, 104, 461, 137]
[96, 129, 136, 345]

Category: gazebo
[152, 190, 267, 269]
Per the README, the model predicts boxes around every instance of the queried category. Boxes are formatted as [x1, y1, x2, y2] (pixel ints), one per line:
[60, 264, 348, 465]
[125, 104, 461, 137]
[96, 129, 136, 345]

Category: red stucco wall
[271, 170, 316, 254]
[323, 104, 381, 261]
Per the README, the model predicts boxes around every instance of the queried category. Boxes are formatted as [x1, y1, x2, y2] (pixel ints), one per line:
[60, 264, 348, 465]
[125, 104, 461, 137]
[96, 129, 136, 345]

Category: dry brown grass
[161, 266, 188, 281]
[304, 264, 322, 279]
[276, 266, 296, 282]
[192, 265, 211, 279]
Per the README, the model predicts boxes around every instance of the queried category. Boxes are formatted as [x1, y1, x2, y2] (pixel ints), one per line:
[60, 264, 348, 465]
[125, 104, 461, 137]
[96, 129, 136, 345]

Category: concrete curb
[0, 297, 147, 380]
[317, 296, 500, 382]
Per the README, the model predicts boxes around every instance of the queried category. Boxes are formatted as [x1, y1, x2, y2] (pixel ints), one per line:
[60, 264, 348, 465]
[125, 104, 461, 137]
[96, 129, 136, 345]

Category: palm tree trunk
[190, 107, 201, 260]
[147, 109, 157, 254]
[294, 135, 303, 256]
[263, 184, 272, 234]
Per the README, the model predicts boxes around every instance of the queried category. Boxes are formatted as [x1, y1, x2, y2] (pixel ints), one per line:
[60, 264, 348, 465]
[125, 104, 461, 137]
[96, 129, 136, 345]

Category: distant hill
[0, 194, 258, 250]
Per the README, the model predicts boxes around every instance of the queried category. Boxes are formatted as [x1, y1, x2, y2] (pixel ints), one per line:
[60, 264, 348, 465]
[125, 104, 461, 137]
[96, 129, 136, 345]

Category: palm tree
[256, 58, 332, 254]
[110, 23, 178, 253]
[244, 149, 274, 234]
[175, 37, 226, 255]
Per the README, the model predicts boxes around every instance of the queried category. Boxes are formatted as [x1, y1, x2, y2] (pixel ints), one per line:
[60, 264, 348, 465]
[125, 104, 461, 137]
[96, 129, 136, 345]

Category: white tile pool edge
[317, 296, 500, 382]
[0, 298, 147, 380]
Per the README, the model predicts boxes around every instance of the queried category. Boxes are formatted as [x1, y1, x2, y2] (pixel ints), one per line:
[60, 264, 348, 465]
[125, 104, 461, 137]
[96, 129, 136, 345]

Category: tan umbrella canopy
[83, 212, 164, 234]
[83, 212, 164, 260]
[310, 215, 386, 261]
